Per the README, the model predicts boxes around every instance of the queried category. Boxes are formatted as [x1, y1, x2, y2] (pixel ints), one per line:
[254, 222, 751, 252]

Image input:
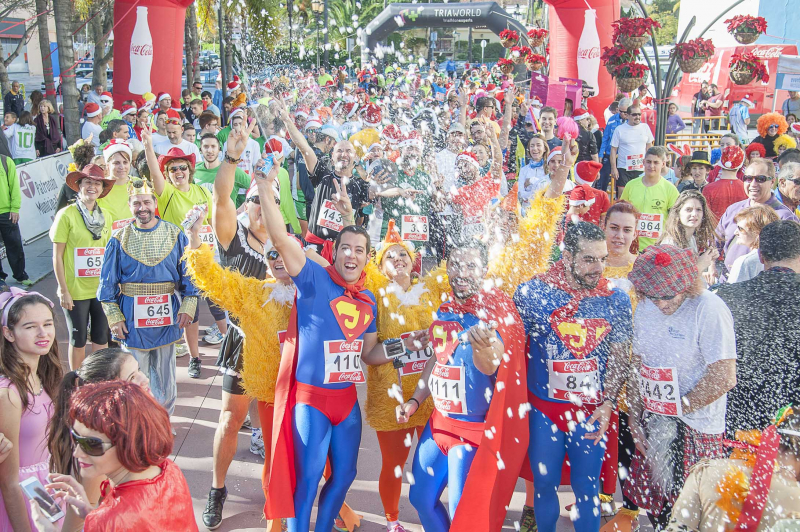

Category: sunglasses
[70, 428, 113, 457]
[627, 113, 642, 117]
[247, 196, 260, 205]
[743, 174, 771, 183]
[266, 250, 280, 260]
[785, 177, 800, 186]
[168, 165, 189, 173]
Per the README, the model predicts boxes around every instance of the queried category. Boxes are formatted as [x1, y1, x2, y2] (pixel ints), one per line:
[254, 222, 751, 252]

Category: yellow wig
[774, 134, 797, 153]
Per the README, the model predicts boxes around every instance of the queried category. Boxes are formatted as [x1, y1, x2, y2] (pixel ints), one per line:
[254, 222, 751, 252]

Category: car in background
[74, 68, 113, 92]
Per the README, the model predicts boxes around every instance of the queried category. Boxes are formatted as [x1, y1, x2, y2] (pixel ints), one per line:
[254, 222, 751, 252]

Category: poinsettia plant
[510, 45, 531, 58]
[499, 29, 519, 41]
[527, 28, 548, 40]
[526, 53, 547, 66]
[729, 52, 770, 82]
[671, 38, 715, 61]
[601, 45, 640, 66]
[497, 58, 515, 68]
[611, 17, 661, 39]
[614, 62, 649, 79]
[724, 15, 767, 34]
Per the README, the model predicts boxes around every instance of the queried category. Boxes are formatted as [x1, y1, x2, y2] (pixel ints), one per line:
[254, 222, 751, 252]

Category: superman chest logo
[549, 314, 611, 359]
[330, 296, 375, 341]
[428, 320, 464, 364]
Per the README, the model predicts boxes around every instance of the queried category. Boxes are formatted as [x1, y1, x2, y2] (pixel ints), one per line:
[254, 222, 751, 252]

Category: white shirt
[434, 148, 457, 214]
[727, 248, 763, 283]
[222, 137, 260, 176]
[154, 139, 201, 160]
[633, 291, 737, 434]
[611, 122, 654, 170]
[151, 132, 168, 146]
[4, 124, 36, 160]
[81, 121, 102, 148]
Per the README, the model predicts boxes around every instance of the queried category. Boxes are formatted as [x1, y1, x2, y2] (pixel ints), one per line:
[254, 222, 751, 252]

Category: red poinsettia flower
[526, 53, 547, 66]
[499, 29, 519, 41]
[510, 45, 532, 58]
[724, 15, 767, 34]
[527, 28, 548, 40]
[671, 38, 715, 61]
[615, 61, 650, 79]
[611, 17, 661, 39]
[729, 52, 770, 83]
[601, 45, 640, 66]
[497, 58, 515, 67]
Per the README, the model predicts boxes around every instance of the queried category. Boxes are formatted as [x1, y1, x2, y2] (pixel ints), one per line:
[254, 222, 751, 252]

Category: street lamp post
[311, 0, 324, 69]
[323, 0, 329, 68]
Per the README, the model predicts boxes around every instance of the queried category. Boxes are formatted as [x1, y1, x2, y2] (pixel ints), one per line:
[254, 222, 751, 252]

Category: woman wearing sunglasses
[752, 112, 789, 158]
[46, 348, 148, 531]
[0, 289, 62, 532]
[31, 380, 197, 532]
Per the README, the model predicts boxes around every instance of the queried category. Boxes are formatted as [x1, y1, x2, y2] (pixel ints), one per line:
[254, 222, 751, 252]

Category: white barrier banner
[17, 152, 71, 243]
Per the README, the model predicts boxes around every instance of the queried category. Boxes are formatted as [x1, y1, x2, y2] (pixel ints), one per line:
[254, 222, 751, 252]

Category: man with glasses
[716, 158, 799, 277]
[597, 97, 630, 193]
[154, 115, 202, 160]
[191, 81, 204, 101]
[610, 104, 654, 199]
[776, 161, 800, 216]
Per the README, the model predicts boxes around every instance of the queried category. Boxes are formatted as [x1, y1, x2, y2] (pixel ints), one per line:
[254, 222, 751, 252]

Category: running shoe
[333, 515, 347, 532]
[519, 504, 537, 532]
[204, 323, 220, 336]
[250, 428, 265, 459]
[203, 329, 225, 345]
[175, 342, 189, 358]
[241, 413, 252, 430]
[387, 523, 409, 532]
[202, 486, 227, 530]
[20, 279, 34, 287]
[188, 357, 202, 379]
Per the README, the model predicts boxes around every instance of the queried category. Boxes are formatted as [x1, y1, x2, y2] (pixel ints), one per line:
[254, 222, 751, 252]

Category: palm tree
[53, 0, 80, 142]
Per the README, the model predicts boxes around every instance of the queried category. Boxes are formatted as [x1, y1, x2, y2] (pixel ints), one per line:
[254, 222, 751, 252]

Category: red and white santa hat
[103, 139, 132, 162]
[120, 104, 137, 117]
[457, 150, 481, 169]
[547, 146, 562, 164]
[165, 108, 181, 119]
[263, 138, 285, 159]
[227, 80, 240, 92]
[572, 108, 590, 121]
[343, 102, 360, 119]
[304, 119, 322, 131]
[740, 94, 754, 107]
[575, 160, 603, 185]
[157, 92, 171, 103]
[99, 92, 113, 104]
[720, 145, 745, 171]
[362, 104, 382, 127]
[569, 185, 596, 207]
[381, 123, 403, 145]
[294, 106, 311, 119]
[84, 102, 101, 118]
[791, 123, 800, 136]
[398, 130, 423, 150]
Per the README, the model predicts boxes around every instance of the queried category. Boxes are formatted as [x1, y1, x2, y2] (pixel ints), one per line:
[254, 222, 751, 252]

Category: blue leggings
[528, 406, 604, 532]
[287, 401, 361, 532]
[408, 423, 477, 532]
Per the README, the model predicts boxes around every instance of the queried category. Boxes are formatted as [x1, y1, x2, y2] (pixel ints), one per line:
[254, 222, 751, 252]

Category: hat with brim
[66, 164, 115, 198]
[629, 244, 698, 299]
[688, 150, 713, 168]
[158, 148, 196, 174]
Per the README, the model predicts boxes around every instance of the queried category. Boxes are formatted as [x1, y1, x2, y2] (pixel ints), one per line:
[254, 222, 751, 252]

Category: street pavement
[17, 235, 653, 531]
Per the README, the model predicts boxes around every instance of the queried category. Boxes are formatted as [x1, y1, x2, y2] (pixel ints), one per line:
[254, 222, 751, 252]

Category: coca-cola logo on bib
[131, 44, 153, 56]
[577, 47, 600, 59]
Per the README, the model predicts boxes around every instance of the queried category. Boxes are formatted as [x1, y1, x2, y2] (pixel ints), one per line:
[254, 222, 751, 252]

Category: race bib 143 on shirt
[317, 199, 344, 232]
[74, 247, 105, 278]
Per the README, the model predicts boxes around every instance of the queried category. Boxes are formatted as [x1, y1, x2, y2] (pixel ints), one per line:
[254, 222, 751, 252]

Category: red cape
[442, 288, 529, 532]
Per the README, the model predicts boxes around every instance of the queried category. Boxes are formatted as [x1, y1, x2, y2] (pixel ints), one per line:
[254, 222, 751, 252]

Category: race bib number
[637, 213, 663, 240]
[317, 199, 343, 232]
[112, 218, 134, 231]
[74, 248, 104, 278]
[428, 362, 468, 415]
[547, 358, 602, 405]
[133, 294, 173, 328]
[626, 154, 644, 171]
[199, 225, 216, 249]
[463, 215, 484, 238]
[401, 215, 429, 242]
[397, 332, 433, 376]
[323, 339, 365, 384]
[639, 364, 681, 417]
[277, 330, 287, 352]
[435, 91, 445, 102]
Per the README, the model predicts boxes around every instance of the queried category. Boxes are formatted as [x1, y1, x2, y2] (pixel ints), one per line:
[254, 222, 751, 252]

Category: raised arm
[214, 121, 255, 247]
[254, 163, 306, 276]
[499, 90, 516, 150]
[140, 128, 166, 196]
[458, 89, 469, 128]
[544, 134, 577, 199]
[272, 99, 317, 173]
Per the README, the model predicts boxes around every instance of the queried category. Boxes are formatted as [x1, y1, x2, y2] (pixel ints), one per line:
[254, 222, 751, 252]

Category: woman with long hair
[658, 190, 719, 283]
[47, 348, 148, 531]
[518, 135, 550, 213]
[32, 380, 197, 531]
[29, 91, 43, 118]
[33, 100, 62, 157]
[0, 289, 62, 531]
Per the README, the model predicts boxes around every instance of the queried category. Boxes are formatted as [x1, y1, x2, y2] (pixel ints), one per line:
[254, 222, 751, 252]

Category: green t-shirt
[277, 168, 301, 234]
[380, 168, 432, 247]
[620, 176, 680, 251]
[96, 181, 135, 229]
[49, 204, 112, 300]
[217, 126, 231, 147]
[317, 73, 334, 86]
[156, 182, 213, 227]
[101, 109, 121, 128]
[194, 162, 251, 207]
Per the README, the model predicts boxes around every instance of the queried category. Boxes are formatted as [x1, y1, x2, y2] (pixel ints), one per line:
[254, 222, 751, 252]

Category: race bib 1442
[639, 364, 681, 417]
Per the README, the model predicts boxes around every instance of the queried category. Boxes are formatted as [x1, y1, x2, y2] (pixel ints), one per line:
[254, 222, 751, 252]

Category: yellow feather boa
[183, 246, 291, 403]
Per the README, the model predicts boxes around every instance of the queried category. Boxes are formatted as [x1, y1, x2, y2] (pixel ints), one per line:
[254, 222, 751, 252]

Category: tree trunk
[34, 0, 57, 107]
[185, 2, 200, 87]
[0, 21, 36, 97]
[90, 9, 114, 91]
[53, 0, 79, 143]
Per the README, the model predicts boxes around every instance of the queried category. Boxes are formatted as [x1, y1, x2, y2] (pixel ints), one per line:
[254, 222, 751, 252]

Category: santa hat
[398, 130, 423, 149]
[792, 123, 800, 136]
[740, 94, 754, 107]
[99, 92, 113, 105]
[157, 92, 171, 103]
[457, 150, 481, 169]
[344, 102, 359, 119]
[103, 139, 132, 162]
[228, 108, 246, 122]
[382, 124, 403, 145]
[362, 104, 382, 127]
[165, 108, 181, 119]
[294, 107, 310, 119]
[569, 185, 596, 207]
[720, 146, 745, 171]
[575, 160, 602, 185]
[263, 138, 284, 159]
[84, 102, 101, 118]
[304, 119, 322, 131]
[572, 108, 590, 121]
[547, 146, 562, 164]
[120, 104, 137, 118]
[227, 81, 240, 92]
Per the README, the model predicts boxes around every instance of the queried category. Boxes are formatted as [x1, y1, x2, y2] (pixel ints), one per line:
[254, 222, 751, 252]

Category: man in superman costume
[396, 238, 528, 532]
[514, 222, 632, 532]
[258, 164, 378, 532]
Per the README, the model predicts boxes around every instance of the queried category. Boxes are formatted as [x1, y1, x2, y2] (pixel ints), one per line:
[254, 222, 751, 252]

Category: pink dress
[0, 375, 57, 531]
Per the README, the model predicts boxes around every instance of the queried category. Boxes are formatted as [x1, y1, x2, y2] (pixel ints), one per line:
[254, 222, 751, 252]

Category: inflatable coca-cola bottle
[128, 6, 153, 95]
[577, 8, 601, 97]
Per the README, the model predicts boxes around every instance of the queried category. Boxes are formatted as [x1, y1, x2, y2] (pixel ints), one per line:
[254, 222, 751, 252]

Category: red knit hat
[575, 160, 603, 185]
[629, 245, 698, 299]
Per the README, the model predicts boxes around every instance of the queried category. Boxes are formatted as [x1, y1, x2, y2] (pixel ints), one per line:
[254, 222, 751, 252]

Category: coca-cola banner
[112, 0, 194, 106]
[545, 0, 620, 127]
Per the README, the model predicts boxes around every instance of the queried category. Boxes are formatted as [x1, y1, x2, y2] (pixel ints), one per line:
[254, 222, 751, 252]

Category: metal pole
[323, 0, 329, 68]
[468, 26, 473, 64]
[316, 15, 320, 69]
[218, 4, 228, 124]
[288, 0, 293, 64]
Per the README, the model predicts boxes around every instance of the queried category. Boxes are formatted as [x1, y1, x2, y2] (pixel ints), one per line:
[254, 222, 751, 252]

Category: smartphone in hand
[20, 477, 65, 522]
